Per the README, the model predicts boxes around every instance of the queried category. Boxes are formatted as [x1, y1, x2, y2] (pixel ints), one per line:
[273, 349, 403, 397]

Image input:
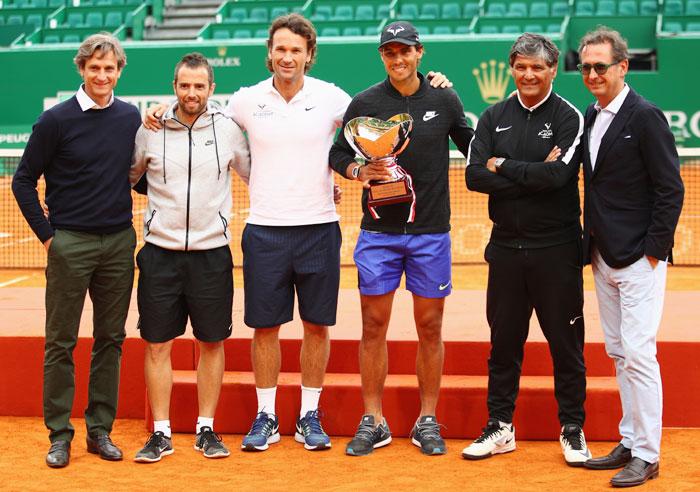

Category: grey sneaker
[194, 427, 230, 459]
[134, 432, 173, 463]
[346, 415, 392, 456]
[411, 415, 446, 455]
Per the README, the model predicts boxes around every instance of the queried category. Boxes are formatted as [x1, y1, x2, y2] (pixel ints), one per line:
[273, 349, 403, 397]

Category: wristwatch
[494, 157, 506, 170]
[351, 163, 363, 180]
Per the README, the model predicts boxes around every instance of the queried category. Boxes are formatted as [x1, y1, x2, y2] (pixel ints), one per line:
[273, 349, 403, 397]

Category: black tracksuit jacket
[330, 73, 474, 234]
[466, 91, 584, 248]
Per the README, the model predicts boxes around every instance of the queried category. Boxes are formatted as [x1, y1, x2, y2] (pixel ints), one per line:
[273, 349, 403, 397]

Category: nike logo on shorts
[438, 282, 451, 291]
[495, 125, 512, 132]
[569, 315, 582, 325]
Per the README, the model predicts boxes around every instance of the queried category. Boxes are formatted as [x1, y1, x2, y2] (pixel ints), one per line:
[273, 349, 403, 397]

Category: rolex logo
[217, 46, 227, 57]
[472, 60, 511, 104]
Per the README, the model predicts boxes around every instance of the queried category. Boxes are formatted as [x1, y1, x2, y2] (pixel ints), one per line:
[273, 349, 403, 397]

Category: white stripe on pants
[592, 248, 666, 464]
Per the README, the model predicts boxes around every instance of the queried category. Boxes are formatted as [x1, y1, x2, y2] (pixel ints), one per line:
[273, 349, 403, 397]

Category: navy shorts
[242, 222, 341, 328]
[136, 243, 233, 343]
[354, 230, 452, 298]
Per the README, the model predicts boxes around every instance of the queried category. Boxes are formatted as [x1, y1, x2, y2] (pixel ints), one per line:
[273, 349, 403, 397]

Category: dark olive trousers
[44, 227, 135, 443]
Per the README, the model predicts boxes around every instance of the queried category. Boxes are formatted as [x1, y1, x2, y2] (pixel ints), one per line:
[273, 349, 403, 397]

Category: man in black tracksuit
[329, 21, 473, 457]
[462, 34, 590, 467]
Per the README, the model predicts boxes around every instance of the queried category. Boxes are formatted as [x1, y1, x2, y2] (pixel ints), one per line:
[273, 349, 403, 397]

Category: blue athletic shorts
[242, 222, 341, 328]
[353, 230, 452, 298]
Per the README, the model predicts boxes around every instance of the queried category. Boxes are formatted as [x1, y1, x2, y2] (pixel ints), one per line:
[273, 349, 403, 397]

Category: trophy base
[368, 179, 413, 207]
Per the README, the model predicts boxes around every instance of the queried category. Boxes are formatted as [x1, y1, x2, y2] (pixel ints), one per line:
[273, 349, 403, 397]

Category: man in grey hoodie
[130, 52, 250, 463]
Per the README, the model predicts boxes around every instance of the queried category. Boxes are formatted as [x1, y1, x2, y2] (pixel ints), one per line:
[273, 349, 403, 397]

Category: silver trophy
[344, 114, 414, 212]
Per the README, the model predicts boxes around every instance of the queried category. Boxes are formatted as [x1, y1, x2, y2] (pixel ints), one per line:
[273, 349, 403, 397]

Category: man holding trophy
[329, 21, 474, 456]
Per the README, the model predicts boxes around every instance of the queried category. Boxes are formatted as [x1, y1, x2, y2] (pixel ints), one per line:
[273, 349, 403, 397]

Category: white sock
[256, 387, 277, 416]
[196, 416, 214, 435]
[154, 419, 171, 438]
[300, 386, 322, 417]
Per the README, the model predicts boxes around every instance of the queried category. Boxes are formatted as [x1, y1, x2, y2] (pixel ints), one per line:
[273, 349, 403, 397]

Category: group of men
[12, 13, 683, 489]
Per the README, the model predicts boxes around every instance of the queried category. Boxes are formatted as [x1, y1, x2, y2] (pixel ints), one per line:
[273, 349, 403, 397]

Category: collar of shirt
[594, 83, 629, 115]
[266, 76, 310, 104]
[76, 84, 114, 111]
[516, 85, 553, 112]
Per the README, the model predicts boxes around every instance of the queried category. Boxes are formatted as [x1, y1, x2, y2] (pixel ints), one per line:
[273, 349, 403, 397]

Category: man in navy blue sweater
[12, 33, 141, 468]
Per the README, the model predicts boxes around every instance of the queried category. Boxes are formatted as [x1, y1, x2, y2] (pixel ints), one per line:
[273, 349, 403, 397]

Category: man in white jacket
[130, 52, 250, 463]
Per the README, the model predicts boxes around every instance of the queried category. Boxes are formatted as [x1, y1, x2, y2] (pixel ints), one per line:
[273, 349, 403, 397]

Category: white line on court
[0, 276, 29, 288]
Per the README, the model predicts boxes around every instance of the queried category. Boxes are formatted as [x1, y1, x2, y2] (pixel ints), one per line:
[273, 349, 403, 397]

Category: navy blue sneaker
[346, 415, 392, 456]
[295, 410, 331, 450]
[241, 412, 280, 452]
[410, 415, 446, 455]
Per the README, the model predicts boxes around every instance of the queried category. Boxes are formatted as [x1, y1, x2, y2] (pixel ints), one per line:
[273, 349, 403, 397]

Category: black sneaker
[134, 431, 173, 463]
[194, 427, 230, 459]
[411, 415, 446, 455]
[345, 415, 392, 456]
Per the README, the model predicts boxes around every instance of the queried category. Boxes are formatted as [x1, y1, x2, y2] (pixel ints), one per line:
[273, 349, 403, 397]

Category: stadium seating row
[1, 0, 142, 7]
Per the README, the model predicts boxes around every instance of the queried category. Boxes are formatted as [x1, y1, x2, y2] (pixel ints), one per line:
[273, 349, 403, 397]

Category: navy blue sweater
[12, 96, 142, 243]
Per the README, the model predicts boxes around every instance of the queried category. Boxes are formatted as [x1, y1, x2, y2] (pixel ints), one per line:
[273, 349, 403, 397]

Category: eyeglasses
[576, 61, 621, 75]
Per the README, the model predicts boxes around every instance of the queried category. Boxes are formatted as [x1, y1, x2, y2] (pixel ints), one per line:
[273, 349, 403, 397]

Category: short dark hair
[266, 13, 317, 73]
[509, 33, 559, 67]
[578, 26, 630, 62]
[174, 52, 213, 85]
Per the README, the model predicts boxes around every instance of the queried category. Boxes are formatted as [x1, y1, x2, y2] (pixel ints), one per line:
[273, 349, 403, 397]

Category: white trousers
[592, 248, 667, 464]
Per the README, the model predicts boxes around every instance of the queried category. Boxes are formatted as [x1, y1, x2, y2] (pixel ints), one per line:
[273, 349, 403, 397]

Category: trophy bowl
[344, 114, 414, 209]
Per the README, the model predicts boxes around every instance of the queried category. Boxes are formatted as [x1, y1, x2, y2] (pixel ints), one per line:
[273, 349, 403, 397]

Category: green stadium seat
[530, 2, 549, 16]
[455, 24, 470, 33]
[85, 12, 103, 27]
[419, 3, 439, 19]
[377, 4, 390, 18]
[479, 24, 499, 33]
[248, 7, 268, 23]
[547, 23, 561, 32]
[254, 29, 268, 38]
[433, 25, 452, 34]
[34, 0, 48, 7]
[575, 0, 595, 15]
[43, 33, 60, 43]
[25, 13, 43, 28]
[551, 1, 570, 15]
[63, 34, 80, 42]
[414, 24, 430, 34]
[364, 25, 379, 35]
[502, 24, 521, 33]
[125, 0, 141, 4]
[66, 12, 83, 27]
[342, 26, 362, 35]
[332, 5, 353, 20]
[486, 2, 507, 16]
[687, 0, 700, 14]
[104, 11, 122, 27]
[228, 8, 247, 22]
[507, 2, 528, 16]
[663, 21, 683, 32]
[48, 0, 63, 7]
[687, 21, 700, 31]
[399, 3, 419, 19]
[639, 0, 657, 13]
[311, 5, 332, 21]
[618, 0, 638, 14]
[464, 2, 479, 17]
[320, 26, 340, 36]
[442, 3, 461, 18]
[596, 0, 616, 15]
[663, 0, 682, 14]
[212, 29, 230, 39]
[524, 23, 544, 32]
[233, 29, 252, 38]
[270, 6, 289, 19]
[7, 15, 23, 25]
[355, 5, 374, 20]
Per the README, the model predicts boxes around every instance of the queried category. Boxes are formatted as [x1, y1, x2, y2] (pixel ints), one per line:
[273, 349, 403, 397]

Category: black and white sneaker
[345, 415, 392, 456]
[194, 427, 230, 459]
[560, 424, 592, 467]
[410, 415, 446, 455]
[461, 419, 515, 460]
[134, 431, 173, 463]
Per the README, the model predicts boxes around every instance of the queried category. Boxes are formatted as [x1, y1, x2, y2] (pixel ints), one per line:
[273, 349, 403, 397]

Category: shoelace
[249, 413, 274, 435]
[475, 421, 503, 443]
[563, 427, 584, 450]
[415, 420, 444, 441]
[145, 431, 167, 449]
[354, 420, 379, 443]
[199, 427, 223, 447]
[301, 410, 325, 435]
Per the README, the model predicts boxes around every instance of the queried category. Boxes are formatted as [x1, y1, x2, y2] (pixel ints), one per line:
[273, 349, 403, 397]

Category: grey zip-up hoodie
[131, 102, 250, 251]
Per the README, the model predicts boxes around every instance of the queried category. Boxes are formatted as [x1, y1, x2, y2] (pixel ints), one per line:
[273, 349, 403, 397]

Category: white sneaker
[462, 419, 516, 460]
[560, 424, 592, 466]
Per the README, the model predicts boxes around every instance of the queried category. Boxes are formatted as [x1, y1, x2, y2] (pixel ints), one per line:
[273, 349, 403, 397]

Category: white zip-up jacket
[131, 102, 250, 251]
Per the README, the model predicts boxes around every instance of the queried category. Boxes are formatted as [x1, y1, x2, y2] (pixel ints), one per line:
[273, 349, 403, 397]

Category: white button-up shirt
[589, 84, 630, 169]
[225, 76, 351, 226]
[76, 84, 115, 111]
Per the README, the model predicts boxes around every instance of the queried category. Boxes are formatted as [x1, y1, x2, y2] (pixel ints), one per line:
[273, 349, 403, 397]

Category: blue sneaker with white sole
[295, 410, 331, 450]
[241, 412, 280, 452]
